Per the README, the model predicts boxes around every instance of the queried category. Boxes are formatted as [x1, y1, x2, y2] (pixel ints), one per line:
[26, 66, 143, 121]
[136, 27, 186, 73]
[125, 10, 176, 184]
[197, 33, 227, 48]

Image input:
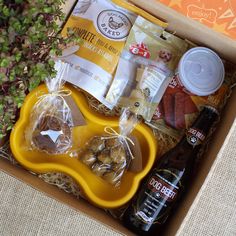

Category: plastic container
[10, 84, 157, 209]
[178, 47, 225, 96]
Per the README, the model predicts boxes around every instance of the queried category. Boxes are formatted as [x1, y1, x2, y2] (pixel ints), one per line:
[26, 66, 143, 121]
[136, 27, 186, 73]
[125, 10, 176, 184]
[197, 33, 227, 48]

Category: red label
[129, 42, 151, 58]
[186, 128, 206, 146]
[188, 128, 205, 141]
[148, 176, 178, 202]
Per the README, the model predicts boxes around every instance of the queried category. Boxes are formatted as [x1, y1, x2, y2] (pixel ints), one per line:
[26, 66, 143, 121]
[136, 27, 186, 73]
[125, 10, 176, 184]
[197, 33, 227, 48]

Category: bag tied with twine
[79, 109, 140, 187]
[25, 60, 73, 155]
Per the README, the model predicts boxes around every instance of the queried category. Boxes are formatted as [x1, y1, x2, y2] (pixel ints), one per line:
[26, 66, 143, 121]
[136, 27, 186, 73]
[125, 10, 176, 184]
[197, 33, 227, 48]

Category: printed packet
[106, 16, 188, 121]
[61, 0, 167, 105]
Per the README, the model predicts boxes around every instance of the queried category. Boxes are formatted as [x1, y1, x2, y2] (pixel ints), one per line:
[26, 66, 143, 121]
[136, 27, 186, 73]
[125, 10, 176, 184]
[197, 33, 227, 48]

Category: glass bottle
[123, 106, 219, 235]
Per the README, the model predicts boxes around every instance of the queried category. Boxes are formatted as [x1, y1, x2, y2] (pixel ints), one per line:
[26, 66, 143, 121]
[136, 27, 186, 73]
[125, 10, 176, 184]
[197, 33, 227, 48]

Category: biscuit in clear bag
[80, 109, 140, 187]
[25, 60, 73, 155]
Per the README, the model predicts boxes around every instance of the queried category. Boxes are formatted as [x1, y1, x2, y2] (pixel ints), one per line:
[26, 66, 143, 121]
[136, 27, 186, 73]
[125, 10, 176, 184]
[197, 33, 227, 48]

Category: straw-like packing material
[85, 93, 122, 117]
[38, 172, 81, 199]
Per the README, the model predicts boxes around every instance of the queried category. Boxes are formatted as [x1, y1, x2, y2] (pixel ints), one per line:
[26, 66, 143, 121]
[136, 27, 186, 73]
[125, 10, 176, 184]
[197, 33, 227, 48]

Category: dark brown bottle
[122, 106, 219, 235]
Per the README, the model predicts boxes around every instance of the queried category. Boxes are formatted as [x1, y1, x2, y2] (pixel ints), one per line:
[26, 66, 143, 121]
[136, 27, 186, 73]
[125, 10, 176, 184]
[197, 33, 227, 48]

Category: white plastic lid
[178, 47, 225, 96]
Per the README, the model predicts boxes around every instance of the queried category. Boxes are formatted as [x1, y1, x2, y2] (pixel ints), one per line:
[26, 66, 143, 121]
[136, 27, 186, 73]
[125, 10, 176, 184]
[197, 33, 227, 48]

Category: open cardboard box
[0, 0, 236, 235]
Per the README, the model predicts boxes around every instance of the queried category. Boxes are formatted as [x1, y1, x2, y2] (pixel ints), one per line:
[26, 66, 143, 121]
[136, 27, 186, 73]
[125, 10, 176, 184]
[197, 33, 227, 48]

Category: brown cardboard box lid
[0, 0, 236, 235]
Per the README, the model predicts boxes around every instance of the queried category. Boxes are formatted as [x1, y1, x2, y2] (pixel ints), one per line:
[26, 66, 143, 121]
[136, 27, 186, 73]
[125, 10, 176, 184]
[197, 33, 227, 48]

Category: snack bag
[106, 17, 188, 121]
[79, 109, 140, 187]
[161, 31, 189, 53]
[25, 61, 73, 154]
[61, 0, 167, 106]
[60, 0, 136, 105]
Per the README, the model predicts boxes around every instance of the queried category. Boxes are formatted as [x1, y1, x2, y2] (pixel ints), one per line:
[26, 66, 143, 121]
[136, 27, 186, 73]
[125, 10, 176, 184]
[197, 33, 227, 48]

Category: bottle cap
[178, 47, 225, 96]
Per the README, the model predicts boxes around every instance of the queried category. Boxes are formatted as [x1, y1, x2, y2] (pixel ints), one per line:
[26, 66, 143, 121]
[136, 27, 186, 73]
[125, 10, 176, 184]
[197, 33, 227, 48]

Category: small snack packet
[25, 61, 73, 155]
[105, 17, 188, 121]
[80, 109, 140, 187]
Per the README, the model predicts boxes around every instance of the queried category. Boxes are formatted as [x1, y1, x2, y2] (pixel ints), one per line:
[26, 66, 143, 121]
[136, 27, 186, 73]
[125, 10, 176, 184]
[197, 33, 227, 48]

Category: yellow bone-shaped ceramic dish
[10, 84, 157, 208]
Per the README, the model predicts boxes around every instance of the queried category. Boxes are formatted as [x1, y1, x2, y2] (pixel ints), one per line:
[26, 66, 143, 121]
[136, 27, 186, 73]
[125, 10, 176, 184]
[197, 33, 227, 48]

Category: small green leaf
[48, 59, 55, 67]
[7, 125, 13, 131]
[43, 7, 52, 13]
[15, 52, 22, 62]
[17, 103, 22, 108]
[0, 58, 10, 67]
[2, 6, 10, 16]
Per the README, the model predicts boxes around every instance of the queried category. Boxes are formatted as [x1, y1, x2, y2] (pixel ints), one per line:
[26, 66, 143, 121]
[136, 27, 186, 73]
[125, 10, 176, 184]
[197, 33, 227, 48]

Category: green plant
[0, 0, 79, 139]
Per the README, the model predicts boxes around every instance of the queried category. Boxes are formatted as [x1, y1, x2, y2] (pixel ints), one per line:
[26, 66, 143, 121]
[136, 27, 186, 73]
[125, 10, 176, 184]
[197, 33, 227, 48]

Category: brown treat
[110, 145, 127, 164]
[97, 150, 112, 164]
[92, 162, 111, 176]
[80, 150, 97, 166]
[184, 95, 198, 114]
[32, 115, 71, 154]
[89, 136, 105, 153]
[163, 94, 175, 128]
[174, 92, 186, 129]
[103, 171, 121, 185]
[105, 138, 120, 148]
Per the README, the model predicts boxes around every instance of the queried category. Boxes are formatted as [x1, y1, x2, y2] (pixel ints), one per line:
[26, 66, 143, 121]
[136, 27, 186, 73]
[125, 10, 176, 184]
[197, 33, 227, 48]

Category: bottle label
[134, 169, 181, 227]
[186, 128, 206, 146]
[147, 175, 178, 202]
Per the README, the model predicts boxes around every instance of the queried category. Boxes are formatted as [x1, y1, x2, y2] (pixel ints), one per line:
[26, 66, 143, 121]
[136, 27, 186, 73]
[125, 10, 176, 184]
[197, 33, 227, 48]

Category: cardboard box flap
[129, 0, 236, 63]
[158, 0, 236, 41]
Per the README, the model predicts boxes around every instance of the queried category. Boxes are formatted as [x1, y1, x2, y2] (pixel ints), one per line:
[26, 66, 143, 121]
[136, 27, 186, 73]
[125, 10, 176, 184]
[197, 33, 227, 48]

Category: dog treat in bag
[25, 61, 73, 155]
[147, 60, 236, 141]
[106, 16, 188, 121]
[80, 109, 140, 187]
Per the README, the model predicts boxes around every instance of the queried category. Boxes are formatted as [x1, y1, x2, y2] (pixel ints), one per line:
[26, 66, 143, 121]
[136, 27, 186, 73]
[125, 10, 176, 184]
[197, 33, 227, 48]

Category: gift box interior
[0, 0, 236, 235]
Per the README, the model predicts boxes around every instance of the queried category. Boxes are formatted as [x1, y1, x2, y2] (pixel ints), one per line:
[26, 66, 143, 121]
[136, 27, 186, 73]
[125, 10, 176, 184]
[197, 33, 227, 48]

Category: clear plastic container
[178, 47, 225, 96]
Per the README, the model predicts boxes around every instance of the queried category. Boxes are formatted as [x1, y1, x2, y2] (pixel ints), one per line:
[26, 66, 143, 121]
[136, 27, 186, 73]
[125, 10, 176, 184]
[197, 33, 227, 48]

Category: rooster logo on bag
[97, 10, 132, 40]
